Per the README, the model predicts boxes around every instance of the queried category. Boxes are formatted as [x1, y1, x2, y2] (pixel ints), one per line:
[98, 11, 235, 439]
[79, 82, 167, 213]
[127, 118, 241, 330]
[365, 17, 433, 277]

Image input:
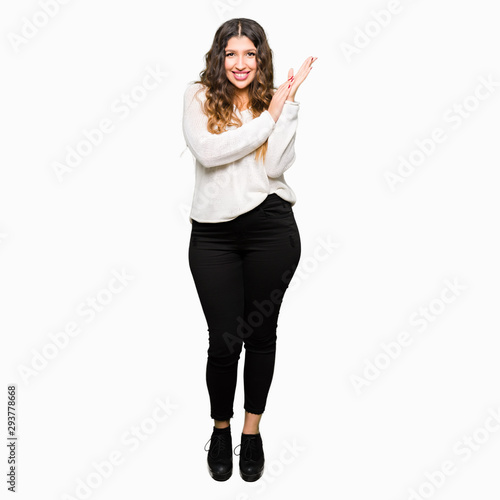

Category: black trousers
[188, 193, 301, 420]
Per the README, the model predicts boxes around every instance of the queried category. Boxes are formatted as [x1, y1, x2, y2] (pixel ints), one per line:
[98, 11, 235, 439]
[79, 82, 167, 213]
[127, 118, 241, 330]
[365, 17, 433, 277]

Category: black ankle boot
[236, 432, 265, 482]
[204, 426, 233, 481]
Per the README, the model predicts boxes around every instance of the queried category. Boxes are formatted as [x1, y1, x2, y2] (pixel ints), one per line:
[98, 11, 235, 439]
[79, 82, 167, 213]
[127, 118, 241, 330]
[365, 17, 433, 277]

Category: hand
[287, 56, 317, 100]
[267, 77, 294, 123]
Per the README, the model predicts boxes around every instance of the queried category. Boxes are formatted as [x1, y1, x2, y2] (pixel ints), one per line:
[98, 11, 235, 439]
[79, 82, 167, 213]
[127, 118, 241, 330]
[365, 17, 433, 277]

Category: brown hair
[192, 18, 275, 163]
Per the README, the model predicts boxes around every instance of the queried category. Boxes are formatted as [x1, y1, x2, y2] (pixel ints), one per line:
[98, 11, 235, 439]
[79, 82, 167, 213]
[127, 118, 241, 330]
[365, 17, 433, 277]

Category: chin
[232, 81, 252, 89]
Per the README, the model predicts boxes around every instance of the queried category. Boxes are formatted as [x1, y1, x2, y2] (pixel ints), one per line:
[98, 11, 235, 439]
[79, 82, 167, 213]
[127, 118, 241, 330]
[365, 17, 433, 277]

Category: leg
[243, 411, 262, 434]
[240, 199, 301, 419]
[214, 419, 231, 429]
[188, 222, 245, 423]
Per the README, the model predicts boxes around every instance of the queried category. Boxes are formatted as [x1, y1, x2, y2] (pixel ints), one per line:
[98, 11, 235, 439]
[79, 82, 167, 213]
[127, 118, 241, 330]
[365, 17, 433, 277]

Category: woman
[183, 17, 316, 482]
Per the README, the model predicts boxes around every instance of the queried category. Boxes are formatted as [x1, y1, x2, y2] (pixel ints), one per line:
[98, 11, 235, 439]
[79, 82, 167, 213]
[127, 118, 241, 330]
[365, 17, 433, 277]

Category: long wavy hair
[192, 18, 275, 163]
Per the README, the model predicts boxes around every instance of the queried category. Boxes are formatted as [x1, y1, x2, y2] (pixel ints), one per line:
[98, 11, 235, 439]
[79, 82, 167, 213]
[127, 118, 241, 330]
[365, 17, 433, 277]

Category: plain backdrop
[1, 0, 500, 499]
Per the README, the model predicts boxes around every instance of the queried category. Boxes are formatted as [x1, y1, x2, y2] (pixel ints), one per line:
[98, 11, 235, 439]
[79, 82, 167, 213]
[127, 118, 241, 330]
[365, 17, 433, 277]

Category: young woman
[183, 18, 316, 482]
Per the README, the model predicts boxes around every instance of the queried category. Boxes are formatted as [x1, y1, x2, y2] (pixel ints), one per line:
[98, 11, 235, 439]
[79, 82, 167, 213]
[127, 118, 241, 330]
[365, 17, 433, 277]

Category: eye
[225, 52, 256, 57]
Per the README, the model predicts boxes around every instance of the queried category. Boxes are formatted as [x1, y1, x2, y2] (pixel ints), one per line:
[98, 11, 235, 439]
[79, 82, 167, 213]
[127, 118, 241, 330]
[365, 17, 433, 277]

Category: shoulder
[184, 82, 208, 103]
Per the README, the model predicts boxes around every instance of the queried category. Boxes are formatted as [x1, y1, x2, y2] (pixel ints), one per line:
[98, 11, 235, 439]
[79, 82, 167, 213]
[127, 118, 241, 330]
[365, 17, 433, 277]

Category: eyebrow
[225, 48, 257, 52]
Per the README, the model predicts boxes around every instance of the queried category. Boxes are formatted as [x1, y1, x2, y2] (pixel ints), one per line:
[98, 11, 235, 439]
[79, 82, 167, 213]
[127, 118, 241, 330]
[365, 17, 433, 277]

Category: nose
[235, 55, 246, 70]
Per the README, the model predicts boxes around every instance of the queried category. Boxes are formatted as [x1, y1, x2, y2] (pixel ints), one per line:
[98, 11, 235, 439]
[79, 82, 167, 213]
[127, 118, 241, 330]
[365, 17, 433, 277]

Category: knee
[208, 334, 243, 367]
[244, 332, 277, 354]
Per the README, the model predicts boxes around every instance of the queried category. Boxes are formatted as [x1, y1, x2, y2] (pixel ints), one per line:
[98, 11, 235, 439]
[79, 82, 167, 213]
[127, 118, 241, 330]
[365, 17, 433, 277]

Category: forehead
[224, 36, 256, 50]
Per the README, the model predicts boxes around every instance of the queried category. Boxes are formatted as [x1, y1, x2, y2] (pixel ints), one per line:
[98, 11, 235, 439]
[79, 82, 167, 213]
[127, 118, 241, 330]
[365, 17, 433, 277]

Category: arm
[263, 54, 317, 177]
[182, 83, 276, 168]
[263, 100, 299, 178]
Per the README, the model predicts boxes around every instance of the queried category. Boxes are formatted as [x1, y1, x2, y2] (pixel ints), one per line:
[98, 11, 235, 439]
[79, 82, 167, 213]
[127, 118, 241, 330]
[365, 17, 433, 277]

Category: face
[224, 36, 257, 91]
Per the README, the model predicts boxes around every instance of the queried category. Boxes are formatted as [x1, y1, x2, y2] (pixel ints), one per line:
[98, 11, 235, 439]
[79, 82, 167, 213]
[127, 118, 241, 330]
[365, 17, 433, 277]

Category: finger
[301, 56, 317, 71]
[295, 57, 316, 80]
[299, 57, 311, 71]
[277, 81, 290, 93]
[274, 84, 290, 99]
[293, 60, 310, 81]
[273, 83, 287, 95]
[277, 81, 293, 96]
[277, 77, 294, 92]
[279, 75, 294, 88]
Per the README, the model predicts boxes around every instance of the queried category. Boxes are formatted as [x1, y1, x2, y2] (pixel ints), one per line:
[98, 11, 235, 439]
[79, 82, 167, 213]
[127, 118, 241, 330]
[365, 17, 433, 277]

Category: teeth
[234, 73, 248, 77]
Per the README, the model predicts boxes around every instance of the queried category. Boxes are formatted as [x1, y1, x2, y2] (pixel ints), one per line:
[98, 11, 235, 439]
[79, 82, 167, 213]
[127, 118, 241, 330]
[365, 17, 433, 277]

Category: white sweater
[182, 82, 299, 223]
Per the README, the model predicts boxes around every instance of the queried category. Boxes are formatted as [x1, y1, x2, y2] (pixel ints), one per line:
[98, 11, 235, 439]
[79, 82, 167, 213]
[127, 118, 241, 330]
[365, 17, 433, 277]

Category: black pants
[188, 193, 301, 420]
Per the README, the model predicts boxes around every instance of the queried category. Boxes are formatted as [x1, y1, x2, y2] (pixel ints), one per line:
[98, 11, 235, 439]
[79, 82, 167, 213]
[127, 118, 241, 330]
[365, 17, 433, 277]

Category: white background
[1, 0, 500, 499]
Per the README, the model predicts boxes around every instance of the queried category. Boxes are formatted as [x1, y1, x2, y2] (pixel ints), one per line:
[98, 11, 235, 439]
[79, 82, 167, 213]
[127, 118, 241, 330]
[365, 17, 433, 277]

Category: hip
[190, 193, 300, 247]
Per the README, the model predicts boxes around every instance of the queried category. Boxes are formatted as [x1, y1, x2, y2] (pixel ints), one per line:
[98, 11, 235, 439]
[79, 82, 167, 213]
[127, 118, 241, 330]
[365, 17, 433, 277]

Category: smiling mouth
[232, 71, 250, 80]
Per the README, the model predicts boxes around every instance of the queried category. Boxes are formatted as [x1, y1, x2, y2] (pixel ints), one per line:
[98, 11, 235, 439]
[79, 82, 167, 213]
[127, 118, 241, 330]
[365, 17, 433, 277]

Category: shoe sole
[239, 465, 264, 482]
[207, 464, 232, 482]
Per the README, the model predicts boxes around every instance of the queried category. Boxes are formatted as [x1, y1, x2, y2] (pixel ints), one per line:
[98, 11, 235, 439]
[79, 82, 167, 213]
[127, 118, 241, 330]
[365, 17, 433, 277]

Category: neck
[234, 88, 249, 108]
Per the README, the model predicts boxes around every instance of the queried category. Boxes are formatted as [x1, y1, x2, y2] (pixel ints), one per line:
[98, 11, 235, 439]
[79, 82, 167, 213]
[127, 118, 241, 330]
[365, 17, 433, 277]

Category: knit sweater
[182, 82, 299, 223]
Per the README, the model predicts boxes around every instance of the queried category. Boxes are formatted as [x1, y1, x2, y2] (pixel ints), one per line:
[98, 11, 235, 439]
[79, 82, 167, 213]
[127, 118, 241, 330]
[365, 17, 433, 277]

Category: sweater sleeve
[182, 83, 277, 168]
[263, 100, 300, 179]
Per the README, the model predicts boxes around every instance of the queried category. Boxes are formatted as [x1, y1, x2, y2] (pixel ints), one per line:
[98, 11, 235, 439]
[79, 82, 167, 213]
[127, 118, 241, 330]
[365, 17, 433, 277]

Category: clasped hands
[268, 56, 318, 123]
